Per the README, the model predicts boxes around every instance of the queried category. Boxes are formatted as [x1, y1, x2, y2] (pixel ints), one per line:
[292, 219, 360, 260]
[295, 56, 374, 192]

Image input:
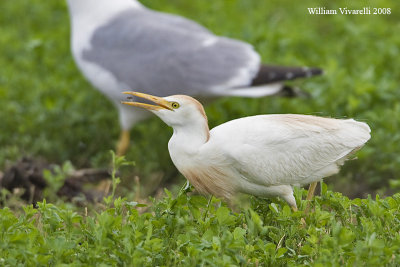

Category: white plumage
[122, 92, 371, 209]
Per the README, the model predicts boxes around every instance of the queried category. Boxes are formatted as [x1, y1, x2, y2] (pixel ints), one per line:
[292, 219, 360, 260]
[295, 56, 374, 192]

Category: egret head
[122, 92, 208, 128]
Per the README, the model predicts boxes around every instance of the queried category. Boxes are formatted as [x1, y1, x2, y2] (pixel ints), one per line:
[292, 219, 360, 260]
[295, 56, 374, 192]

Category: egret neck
[168, 117, 210, 156]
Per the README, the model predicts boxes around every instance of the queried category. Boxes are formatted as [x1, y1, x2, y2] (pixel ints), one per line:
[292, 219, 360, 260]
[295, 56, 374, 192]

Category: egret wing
[207, 114, 370, 186]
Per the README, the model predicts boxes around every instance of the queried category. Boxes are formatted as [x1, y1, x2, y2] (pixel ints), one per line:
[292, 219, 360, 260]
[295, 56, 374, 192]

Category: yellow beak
[121, 92, 173, 111]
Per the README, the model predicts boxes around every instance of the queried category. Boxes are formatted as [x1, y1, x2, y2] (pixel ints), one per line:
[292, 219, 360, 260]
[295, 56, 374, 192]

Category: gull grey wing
[143, 9, 212, 34]
[82, 9, 260, 97]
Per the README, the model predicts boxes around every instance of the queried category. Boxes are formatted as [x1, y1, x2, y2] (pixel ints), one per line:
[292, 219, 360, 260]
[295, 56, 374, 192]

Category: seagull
[122, 92, 370, 210]
[66, 0, 323, 155]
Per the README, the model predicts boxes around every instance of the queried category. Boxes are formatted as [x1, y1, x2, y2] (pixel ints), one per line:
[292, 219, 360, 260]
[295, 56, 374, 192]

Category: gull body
[122, 93, 371, 209]
[66, 0, 323, 154]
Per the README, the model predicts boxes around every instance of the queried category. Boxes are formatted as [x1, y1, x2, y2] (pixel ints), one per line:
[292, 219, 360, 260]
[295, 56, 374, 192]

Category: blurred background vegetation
[0, 0, 399, 201]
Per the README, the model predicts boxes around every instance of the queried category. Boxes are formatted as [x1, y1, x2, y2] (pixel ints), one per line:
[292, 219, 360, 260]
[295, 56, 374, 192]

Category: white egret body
[122, 93, 370, 209]
[66, 0, 323, 155]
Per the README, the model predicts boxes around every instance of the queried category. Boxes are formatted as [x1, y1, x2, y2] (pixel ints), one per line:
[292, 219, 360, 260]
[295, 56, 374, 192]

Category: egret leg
[203, 195, 213, 220]
[116, 130, 130, 156]
[178, 180, 192, 196]
[291, 203, 307, 226]
[306, 182, 318, 201]
[305, 182, 318, 215]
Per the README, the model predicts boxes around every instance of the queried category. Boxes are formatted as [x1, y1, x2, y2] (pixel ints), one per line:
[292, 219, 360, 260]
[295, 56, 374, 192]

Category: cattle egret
[66, 0, 323, 155]
[122, 92, 371, 210]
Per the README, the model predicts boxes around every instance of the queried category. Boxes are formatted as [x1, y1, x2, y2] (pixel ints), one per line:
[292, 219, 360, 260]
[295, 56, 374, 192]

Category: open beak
[121, 92, 172, 111]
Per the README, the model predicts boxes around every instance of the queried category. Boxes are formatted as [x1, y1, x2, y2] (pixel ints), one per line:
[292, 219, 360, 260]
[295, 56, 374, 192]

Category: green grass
[2, 192, 400, 266]
[1, 0, 399, 196]
[1, 155, 399, 266]
[1, 191, 400, 266]
[1, 0, 400, 195]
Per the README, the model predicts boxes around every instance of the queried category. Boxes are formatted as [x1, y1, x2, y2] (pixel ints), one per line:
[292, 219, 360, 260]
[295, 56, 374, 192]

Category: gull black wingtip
[251, 65, 325, 85]
[308, 67, 324, 76]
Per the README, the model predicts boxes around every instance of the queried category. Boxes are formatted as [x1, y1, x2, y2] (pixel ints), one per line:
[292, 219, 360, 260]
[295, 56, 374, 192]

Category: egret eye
[171, 102, 180, 109]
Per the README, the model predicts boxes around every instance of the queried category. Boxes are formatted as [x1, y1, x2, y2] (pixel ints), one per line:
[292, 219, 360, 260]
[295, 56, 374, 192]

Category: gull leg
[116, 130, 130, 156]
